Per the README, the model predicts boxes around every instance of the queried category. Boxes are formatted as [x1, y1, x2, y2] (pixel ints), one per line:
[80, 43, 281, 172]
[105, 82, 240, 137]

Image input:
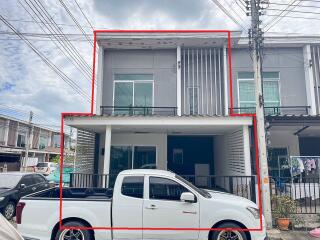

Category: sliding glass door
[113, 74, 153, 115]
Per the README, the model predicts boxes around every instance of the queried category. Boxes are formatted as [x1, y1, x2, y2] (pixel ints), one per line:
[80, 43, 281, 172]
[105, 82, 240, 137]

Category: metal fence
[270, 177, 320, 214]
[100, 106, 177, 116]
[69, 173, 257, 202]
[230, 106, 311, 115]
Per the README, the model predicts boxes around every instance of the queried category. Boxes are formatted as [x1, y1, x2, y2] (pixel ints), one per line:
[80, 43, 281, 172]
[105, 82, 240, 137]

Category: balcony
[100, 106, 178, 116]
[230, 106, 311, 116]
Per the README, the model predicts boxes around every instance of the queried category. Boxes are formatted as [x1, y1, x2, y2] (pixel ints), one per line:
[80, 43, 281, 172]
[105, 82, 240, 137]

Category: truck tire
[55, 221, 93, 240]
[3, 201, 16, 220]
[210, 222, 248, 240]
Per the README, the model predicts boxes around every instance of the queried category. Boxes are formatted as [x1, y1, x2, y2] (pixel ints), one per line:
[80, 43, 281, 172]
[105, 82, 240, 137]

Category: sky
[0, 0, 320, 129]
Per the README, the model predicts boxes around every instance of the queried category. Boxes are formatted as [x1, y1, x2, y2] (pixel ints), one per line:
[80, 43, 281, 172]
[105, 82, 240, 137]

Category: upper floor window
[113, 74, 153, 115]
[17, 125, 28, 148]
[238, 72, 280, 114]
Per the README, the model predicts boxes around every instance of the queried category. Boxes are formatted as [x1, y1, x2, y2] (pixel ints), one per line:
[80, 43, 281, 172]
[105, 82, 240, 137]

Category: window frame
[110, 144, 157, 174]
[112, 74, 154, 115]
[147, 176, 196, 202]
[237, 72, 281, 114]
[120, 176, 145, 199]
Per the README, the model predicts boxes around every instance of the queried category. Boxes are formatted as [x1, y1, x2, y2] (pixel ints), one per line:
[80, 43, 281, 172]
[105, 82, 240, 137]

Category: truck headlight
[0, 197, 4, 202]
[247, 206, 260, 219]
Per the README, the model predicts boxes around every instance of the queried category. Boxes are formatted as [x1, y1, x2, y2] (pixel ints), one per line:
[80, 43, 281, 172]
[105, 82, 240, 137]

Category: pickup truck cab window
[121, 176, 144, 198]
[149, 177, 193, 201]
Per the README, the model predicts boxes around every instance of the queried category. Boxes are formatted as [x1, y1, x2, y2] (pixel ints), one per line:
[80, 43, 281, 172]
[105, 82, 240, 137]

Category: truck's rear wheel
[210, 222, 248, 240]
[3, 201, 16, 220]
[55, 221, 93, 240]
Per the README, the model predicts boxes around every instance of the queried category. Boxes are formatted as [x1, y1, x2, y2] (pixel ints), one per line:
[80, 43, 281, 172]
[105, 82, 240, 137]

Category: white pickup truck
[17, 169, 267, 240]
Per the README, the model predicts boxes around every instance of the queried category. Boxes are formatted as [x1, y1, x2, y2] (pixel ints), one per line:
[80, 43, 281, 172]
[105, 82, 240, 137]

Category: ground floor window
[110, 145, 156, 175]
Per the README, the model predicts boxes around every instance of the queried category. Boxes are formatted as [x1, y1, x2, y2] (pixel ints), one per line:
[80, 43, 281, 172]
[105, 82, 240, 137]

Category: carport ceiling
[73, 124, 243, 135]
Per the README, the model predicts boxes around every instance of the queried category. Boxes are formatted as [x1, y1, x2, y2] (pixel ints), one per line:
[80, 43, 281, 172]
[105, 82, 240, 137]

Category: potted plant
[272, 195, 297, 230]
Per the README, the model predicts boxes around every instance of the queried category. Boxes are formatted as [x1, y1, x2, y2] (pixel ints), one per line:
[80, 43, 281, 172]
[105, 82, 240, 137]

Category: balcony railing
[230, 106, 311, 115]
[100, 106, 177, 116]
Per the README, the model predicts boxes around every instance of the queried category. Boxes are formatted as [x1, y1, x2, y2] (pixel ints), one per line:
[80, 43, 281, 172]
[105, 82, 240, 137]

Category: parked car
[0, 213, 23, 240]
[0, 172, 49, 220]
[17, 169, 267, 240]
[34, 162, 57, 176]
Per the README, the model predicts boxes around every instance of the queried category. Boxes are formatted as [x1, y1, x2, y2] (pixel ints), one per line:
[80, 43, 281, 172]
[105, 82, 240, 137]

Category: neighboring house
[65, 32, 320, 200]
[0, 114, 71, 171]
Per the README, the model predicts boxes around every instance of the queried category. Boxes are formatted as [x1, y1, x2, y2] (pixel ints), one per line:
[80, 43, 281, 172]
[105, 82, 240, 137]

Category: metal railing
[70, 173, 257, 202]
[230, 106, 311, 115]
[270, 177, 320, 214]
[100, 106, 177, 116]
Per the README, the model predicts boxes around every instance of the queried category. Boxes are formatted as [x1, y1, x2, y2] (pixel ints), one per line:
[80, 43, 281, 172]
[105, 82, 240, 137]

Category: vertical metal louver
[181, 48, 224, 115]
[75, 129, 95, 173]
[311, 46, 320, 114]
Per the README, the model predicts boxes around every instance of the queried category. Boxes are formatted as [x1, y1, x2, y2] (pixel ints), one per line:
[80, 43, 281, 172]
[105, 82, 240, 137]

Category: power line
[264, 13, 320, 21]
[3, 17, 92, 28]
[268, 2, 320, 9]
[0, 15, 91, 103]
[20, 0, 94, 85]
[74, 0, 95, 31]
[264, 0, 303, 32]
[210, 0, 248, 31]
[267, 7, 320, 15]
[58, 0, 93, 46]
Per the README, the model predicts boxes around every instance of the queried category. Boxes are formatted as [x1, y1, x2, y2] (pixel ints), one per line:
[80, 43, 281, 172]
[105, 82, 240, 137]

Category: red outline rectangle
[59, 29, 263, 233]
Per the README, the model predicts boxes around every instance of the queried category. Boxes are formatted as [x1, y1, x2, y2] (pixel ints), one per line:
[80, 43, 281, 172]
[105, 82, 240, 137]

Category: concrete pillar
[176, 46, 182, 116]
[103, 125, 111, 175]
[103, 126, 112, 187]
[96, 47, 104, 115]
[303, 44, 317, 115]
[3, 120, 9, 146]
[223, 45, 229, 116]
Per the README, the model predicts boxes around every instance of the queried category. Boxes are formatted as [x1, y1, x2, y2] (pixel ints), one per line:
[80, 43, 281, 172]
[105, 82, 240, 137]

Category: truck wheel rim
[4, 203, 14, 219]
[59, 229, 85, 240]
[217, 230, 243, 240]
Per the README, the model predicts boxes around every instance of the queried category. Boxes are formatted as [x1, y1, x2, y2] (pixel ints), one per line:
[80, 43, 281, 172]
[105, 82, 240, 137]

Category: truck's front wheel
[210, 222, 248, 240]
[55, 221, 93, 240]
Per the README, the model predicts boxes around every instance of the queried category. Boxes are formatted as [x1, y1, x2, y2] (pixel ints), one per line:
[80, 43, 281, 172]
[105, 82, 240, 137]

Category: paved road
[268, 229, 319, 240]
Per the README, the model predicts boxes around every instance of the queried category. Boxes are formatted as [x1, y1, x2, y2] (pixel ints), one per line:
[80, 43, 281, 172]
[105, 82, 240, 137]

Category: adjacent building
[0, 114, 70, 171]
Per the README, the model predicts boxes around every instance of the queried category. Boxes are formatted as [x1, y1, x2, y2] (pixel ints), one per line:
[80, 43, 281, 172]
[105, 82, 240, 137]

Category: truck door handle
[32, 187, 37, 191]
[145, 204, 157, 210]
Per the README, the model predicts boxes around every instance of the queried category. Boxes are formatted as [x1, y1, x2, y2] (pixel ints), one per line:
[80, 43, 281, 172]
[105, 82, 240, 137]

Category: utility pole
[23, 111, 33, 171]
[247, 0, 273, 227]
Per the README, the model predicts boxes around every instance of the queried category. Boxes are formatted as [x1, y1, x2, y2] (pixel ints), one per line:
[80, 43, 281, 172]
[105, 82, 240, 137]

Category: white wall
[99, 133, 167, 174]
[269, 130, 300, 156]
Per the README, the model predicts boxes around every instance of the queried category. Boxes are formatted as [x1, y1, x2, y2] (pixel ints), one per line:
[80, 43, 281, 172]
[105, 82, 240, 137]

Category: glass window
[121, 176, 144, 198]
[115, 74, 153, 81]
[32, 174, 46, 183]
[149, 177, 190, 201]
[238, 72, 280, 114]
[133, 146, 156, 169]
[20, 175, 34, 186]
[17, 134, 26, 147]
[110, 146, 133, 175]
[113, 74, 153, 115]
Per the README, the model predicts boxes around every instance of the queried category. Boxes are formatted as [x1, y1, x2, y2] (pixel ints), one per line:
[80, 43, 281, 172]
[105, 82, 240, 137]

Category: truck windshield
[175, 175, 211, 198]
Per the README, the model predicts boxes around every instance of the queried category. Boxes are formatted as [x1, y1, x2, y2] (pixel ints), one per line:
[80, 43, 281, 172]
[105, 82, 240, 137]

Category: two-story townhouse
[65, 31, 255, 200]
[65, 31, 320, 201]
[231, 36, 320, 180]
[0, 114, 71, 171]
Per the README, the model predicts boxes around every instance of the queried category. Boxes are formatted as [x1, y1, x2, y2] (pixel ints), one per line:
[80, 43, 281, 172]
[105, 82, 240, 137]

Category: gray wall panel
[231, 47, 307, 113]
[102, 49, 177, 109]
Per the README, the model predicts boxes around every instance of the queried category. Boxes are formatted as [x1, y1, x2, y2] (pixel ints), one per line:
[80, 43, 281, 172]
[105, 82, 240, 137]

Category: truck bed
[23, 187, 113, 200]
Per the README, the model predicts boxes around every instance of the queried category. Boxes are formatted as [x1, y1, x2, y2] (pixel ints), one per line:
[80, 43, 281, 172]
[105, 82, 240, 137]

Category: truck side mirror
[20, 184, 26, 189]
[180, 192, 196, 203]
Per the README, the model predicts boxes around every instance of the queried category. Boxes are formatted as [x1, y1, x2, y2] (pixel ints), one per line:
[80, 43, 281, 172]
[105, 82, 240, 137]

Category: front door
[143, 176, 199, 240]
